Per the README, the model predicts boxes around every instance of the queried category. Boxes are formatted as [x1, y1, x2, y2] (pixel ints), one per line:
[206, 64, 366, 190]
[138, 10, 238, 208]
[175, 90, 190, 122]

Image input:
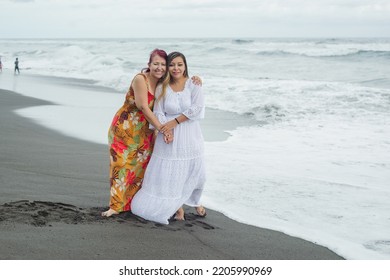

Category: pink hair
[143, 49, 167, 72]
[148, 49, 167, 64]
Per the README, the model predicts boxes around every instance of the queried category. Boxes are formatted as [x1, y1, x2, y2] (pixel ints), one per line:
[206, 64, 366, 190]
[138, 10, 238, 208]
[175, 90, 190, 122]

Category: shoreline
[0, 86, 343, 259]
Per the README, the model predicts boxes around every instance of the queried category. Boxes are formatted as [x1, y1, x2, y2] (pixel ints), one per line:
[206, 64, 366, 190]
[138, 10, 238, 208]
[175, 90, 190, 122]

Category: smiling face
[148, 54, 166, 79]
[169, 56, 188, 81]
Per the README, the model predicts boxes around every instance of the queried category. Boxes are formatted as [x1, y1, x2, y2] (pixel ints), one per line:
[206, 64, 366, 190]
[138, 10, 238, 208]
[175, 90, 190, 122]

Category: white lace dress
[131, 79, 206, 224]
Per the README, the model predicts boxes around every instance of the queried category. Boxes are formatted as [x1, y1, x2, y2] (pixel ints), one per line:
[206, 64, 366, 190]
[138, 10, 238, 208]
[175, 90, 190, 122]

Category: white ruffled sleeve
[182, 83, 205, 120]
[149, 85, 167, 129]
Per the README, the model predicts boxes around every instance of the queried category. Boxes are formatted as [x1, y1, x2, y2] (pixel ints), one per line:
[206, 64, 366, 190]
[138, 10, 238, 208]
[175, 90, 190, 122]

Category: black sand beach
[0, 85, 343, 260]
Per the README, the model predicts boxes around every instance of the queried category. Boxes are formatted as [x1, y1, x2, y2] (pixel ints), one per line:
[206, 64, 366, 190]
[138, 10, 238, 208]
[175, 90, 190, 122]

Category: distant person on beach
[101, 49, 202, 218]
[131, 51, 206, 224]
[14, 58, 20, 74]
[0, 57, 3, 72]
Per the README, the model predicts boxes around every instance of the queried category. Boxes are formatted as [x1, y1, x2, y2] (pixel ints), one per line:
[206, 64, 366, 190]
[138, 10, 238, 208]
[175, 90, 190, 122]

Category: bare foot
[101, 208, 118, 217]
[174, 207, 185, 221]
[195, 206, 207, 217]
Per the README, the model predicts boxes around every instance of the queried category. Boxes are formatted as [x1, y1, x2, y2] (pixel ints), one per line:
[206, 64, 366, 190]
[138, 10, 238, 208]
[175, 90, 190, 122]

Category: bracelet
[174, 118, 180, 124]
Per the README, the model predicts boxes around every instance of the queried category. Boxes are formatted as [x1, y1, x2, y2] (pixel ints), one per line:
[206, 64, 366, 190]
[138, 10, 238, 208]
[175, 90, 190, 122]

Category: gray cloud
[1, 0, 389, 38]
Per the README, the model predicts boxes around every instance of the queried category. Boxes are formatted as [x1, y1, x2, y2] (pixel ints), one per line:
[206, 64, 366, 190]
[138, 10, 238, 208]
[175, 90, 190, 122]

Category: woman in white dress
[131, 51, 206, 224]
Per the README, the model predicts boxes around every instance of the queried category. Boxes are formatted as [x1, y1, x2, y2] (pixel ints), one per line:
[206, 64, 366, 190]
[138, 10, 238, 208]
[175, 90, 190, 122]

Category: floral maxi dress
[107, 73, 155, 213]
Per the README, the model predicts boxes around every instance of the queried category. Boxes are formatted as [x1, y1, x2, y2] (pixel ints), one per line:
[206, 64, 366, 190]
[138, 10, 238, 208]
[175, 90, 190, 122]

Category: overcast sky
[1, 0, 389, 38]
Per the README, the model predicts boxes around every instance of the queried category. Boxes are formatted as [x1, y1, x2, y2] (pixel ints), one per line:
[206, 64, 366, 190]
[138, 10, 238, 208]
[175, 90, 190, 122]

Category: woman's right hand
[163, 129, 174, 144]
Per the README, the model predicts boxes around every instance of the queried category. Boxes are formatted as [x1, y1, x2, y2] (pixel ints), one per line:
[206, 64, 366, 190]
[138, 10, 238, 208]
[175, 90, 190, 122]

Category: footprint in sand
[0, 200, 216, 231]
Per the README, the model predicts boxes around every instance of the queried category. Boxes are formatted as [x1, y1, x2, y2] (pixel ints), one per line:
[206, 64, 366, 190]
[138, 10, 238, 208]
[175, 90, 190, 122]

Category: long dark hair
[157, 51, 189, 103]
[167, 51, 189, 78]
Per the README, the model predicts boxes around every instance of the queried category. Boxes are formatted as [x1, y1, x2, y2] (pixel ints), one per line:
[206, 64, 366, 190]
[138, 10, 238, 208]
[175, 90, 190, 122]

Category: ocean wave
[206, 77, 390, 128]
[256, 49, 390, 58]
[310, 50, 390, 59]
[359, 78, 390, 89]
[256, 50, 298, 57]
[245, 103, 287, 125]
[13, 50, 47, 56]
[348, 50, 390, 58]
[209, 47, 227, 52]
[232, 39, 254, 44]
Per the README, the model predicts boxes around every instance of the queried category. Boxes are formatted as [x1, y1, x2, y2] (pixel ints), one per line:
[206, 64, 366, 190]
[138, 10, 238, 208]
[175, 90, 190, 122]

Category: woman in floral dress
[101, 49, 172, 217]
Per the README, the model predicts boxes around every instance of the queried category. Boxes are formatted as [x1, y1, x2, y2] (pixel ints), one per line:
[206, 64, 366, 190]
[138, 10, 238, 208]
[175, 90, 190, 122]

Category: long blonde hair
[156, 71, 170, 104]
[155, 51, 189, 104]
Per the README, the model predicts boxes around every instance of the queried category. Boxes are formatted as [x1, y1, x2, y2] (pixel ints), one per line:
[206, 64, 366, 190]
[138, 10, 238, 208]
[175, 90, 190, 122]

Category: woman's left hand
[163, 129, 174, 144]
[160, 120, 177, 134]
[191, 76, 202, 86]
